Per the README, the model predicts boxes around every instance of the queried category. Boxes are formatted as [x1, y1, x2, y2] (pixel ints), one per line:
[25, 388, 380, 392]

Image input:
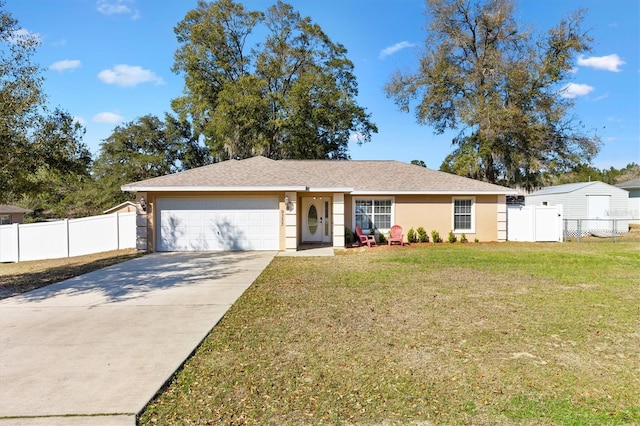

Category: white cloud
[349, 133, 363, 143]
[96, 0, 140, 19]
[93, 112, 124, 123]
[577, 54, 625, 72]
[50, 59, 81, 72]
[8, 28, 41, 44]
[97, 64, 164, 87]
[560, 83, 594, 99]
[379, 41, 416, 59]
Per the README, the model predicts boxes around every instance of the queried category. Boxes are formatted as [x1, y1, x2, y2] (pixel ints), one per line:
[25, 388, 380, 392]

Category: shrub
[416, 226, 429, 243]
[431, 230, 441, 243]
[407, 228, 417, 243]
[460, 233, 468, 243]
[345, 227, 354, 244]
[378, 232, 387, 244]
[448, 230, 457, 243]
[474, 238, 479, 243]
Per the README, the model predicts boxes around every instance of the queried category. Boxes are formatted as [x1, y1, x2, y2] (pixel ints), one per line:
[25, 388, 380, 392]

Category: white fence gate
[507, 205, 563, 242]
[0, 212, 136, 263]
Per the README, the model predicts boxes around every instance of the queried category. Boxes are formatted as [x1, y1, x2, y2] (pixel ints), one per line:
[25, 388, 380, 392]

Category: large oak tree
[385, 0, 600, 190]
[0, 3, 91, 205]
[172, 0, 377, 161]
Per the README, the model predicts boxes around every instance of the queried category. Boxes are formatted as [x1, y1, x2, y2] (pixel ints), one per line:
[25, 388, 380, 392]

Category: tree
[92, 114, 209, 209]
[23, 108, 93, 217]
[0, 4, 93, 211]
[546, 162, 640, 186]
[0, 2, 45, 201]
[385, 0, 600, 190]
[172, 0, 376, 161]
[411, 160, 427, 168]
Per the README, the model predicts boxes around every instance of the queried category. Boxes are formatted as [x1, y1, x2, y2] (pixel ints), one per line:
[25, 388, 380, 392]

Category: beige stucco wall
[139, 191, 505, 252]
[344, 194, 502, 242]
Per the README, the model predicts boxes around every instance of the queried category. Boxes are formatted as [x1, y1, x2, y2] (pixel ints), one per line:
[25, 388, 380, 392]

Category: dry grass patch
[140, 242, 640, 425]
[0, 249, 141, 299]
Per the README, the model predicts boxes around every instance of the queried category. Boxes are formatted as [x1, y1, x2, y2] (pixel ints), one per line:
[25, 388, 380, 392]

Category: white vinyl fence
[507, 205, 563, 242]
[0, 212, 136, 263]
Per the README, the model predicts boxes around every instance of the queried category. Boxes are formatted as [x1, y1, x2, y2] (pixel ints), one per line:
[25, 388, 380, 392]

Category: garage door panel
[157, 197, 279, 252]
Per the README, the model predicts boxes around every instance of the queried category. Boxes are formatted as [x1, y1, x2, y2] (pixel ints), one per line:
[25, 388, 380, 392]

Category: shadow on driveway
[3, 251, 272, 305]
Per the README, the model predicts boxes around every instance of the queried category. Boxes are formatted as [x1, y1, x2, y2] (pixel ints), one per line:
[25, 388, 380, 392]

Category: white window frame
[452, 196, 476, 233]
[0, 215, 10, 225]
[352, 197, 394, 233]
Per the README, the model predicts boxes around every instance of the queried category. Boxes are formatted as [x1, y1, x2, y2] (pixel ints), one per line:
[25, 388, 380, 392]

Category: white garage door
[156, 197, 279, 251]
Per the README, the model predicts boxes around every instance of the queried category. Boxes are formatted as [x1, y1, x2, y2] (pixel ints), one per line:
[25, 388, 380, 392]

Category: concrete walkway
[0, 251, 276, 425]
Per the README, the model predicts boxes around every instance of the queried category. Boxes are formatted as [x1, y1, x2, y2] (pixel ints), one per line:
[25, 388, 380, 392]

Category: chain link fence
[563, 218, 632, 242]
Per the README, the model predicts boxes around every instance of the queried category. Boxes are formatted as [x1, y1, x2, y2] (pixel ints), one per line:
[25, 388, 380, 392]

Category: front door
[302, 197, 331, 243]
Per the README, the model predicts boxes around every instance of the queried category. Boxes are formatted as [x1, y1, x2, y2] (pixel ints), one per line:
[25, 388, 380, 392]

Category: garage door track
[0, 251, 276, 425]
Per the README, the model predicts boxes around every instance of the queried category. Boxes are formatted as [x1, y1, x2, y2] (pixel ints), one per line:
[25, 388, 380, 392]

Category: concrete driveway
[0, 251, 276, 425]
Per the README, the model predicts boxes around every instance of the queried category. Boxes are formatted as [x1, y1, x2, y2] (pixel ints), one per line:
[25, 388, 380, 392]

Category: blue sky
[7, 0, 639, 170]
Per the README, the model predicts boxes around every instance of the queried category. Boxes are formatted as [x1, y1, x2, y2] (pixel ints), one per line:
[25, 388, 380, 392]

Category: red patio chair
[388, 225, 404, 246]
[355, 226, 377, 247]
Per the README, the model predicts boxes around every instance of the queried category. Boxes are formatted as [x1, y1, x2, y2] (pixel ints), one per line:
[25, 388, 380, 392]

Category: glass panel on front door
[324, 201, 329, 236]
[308, 204, 318, 234]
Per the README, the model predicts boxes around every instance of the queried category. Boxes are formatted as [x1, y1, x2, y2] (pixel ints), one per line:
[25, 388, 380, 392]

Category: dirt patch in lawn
[0, 249, 142, 299]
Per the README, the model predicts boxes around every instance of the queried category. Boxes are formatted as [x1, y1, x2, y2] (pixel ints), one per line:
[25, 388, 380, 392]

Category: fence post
[65, 219, 70, 258]
[116, 212, 121, 249]
[577, 219, 581, 242]
[613, 219, 617, 243]
[14, 223, 20, 263]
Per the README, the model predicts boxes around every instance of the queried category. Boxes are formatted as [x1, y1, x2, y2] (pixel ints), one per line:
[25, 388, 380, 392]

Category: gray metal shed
[525, 181, 629, 234]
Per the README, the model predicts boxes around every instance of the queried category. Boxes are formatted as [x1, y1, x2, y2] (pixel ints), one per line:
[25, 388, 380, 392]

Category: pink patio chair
[388, 225, 404, 246]
[355, 226, 377, 247]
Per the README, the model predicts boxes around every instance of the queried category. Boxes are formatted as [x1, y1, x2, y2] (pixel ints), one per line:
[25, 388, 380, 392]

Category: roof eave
[120, 185, 309, 192]
[351, 190, 518, 195]
[305, 187, 354, 192]
[120, 186, 517, 196]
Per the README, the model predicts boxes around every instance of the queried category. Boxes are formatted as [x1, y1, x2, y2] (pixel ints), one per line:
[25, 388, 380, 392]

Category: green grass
[139, 242, 640, 425]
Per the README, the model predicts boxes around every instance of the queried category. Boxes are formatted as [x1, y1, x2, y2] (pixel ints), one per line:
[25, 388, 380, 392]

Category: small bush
[407, 228, 417, 243]
[378, 232, 387, 244]
[345, 227, 354, 244]
[448, 230, 457, 243]
[431, 230, 441, 243]
[474, 238, 479, 243]
[460, 233, 468, 243]
[417, 226, 429, 243]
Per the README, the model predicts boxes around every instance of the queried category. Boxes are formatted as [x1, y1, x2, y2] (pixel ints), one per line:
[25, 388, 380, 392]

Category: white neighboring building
[525, 181, 630, 234]
[615, 178, 640, 225]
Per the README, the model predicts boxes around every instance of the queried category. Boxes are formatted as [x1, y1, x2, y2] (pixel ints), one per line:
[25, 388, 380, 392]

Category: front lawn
[140, 242, 640, 425]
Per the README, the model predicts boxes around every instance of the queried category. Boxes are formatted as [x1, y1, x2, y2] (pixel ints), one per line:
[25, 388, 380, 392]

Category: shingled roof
[615, 178, 640, 190]
[0, 205, 33, 214]
[121, 156, 516, 194]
